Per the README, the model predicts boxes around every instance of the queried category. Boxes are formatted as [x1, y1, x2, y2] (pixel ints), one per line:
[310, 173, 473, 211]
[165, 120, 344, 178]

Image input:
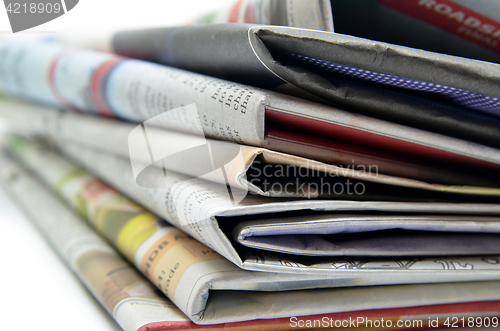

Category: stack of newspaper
[1, 1, 500, 330]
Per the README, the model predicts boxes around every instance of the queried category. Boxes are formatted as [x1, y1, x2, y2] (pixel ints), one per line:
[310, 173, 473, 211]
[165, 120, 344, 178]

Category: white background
[0, 1, 228, 330]
[0, 0, 232, 33]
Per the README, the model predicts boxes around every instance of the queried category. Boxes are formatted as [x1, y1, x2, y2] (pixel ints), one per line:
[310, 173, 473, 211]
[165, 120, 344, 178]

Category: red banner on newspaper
[380, 0, 500, 55]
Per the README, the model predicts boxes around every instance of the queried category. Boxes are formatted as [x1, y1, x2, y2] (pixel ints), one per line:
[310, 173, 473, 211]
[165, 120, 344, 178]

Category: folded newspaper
[57, 0, 334, 52]
[5, 149, 465, 330]
[0, 151, 200, 330]
[2, 156, 499, 331]
[52, 140, 500, 273]
[4, 136, 500, 326]
[1, 39, 500, 185]
[107, 24, 500, 148]
[330, 0, 500, 64]
[6, 132, 500, 278]
[2, 97, 500, 199]
[3, 2, 500, 328]
[191, 0, 334, 32]
[195, 0, 500, 65]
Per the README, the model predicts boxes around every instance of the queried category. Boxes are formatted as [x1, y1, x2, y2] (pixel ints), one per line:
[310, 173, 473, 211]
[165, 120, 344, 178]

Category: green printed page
[7, 135, 159, 262]
[6, 135, 225, 305]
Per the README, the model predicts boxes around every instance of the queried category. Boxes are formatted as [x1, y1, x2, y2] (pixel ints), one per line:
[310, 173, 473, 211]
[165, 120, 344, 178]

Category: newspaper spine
[0, 40, 266, 146]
